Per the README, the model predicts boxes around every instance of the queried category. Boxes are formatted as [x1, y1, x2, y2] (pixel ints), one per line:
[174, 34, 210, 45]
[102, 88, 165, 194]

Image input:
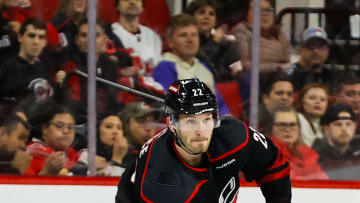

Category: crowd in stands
[0, 0, 360, 182]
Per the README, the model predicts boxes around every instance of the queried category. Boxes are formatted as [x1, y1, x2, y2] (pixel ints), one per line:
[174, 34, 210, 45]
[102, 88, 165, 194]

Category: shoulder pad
[207, 117, 250, 162]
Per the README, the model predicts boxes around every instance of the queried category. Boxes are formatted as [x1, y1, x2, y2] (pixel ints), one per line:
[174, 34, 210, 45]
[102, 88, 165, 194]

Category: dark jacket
[0, 17, 18, 65]
[0, 56, 49, 98]
[197, 33, 241, 82]
[286, 63, 334, 91]
[61, 51, 121, 123]
[313, 137, 360, 180]
[51, 14, 78, 54]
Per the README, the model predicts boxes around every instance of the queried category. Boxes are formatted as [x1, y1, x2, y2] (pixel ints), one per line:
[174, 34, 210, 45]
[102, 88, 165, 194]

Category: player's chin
[189, 148, 208, 154]
[191, 141, 210, 152]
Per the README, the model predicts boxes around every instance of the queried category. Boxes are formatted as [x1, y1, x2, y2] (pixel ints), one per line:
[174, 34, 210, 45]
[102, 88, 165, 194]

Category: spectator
[0, 97, 28, 125]
[268, 105, 328, 180]
[0, 18, 53, 117]
[52, 0, 87, 52]
[0, 1, 19, 64]
[107, 0, 162, 74]
[1, 0, 34, 33]
[229, 0, 292, 72]
[120, 101, 163, 150]
[295, 83, 329, 147]
[152, 13, 230, 115]
[186, 0, 242, 82]
[286, 27, 334, 91]
[314, 103, 360, 180]
[258, 71, 294, 133]
[0, 114, 32, 174]
[25, 105, 79, 175]
[73, 112, 137, 176]
[56, 19, 120, 123]
[110, 51, 165, 106]
[332, 71, 360, 134]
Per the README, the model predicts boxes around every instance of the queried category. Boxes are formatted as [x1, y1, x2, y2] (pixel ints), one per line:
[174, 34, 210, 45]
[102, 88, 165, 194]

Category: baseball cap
[302, 27, 328, 44]
[321, 103, 356, 125]
[121, 102, 161, 122]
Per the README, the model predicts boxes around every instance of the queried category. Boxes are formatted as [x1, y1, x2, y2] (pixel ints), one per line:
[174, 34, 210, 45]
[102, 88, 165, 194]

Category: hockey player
[116, 78, 291, 203]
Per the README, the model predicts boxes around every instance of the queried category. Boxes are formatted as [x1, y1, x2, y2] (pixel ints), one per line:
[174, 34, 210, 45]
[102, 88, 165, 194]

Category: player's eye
[204, 117, 212, 123]
[186, 119, 195, 124]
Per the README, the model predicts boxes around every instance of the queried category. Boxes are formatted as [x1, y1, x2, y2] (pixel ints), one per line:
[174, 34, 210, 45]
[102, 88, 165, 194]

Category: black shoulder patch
[151, 169, 180, 186]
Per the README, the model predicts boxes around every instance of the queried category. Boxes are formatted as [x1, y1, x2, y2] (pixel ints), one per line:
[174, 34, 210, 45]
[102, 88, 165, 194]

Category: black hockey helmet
[165, 78, 220, 128]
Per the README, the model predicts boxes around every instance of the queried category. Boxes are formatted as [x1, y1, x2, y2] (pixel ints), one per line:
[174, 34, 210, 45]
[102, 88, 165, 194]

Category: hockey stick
[74, 69, 165, 104]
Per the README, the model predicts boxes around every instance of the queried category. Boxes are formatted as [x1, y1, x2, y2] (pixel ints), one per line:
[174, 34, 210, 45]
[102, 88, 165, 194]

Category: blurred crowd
[0, 0, 360, 181]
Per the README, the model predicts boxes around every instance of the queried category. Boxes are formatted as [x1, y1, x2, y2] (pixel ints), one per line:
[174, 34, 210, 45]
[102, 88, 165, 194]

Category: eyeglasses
[50, 122, 76, 132]
[273, 122, 298, 130]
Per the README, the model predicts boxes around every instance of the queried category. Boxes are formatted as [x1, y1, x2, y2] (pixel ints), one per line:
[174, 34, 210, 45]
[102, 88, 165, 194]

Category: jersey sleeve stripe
[257, 166, 290, 185]
[262, 162, 289, 177]
[208, 121, 250, 162]
[185, 179, 208, 203]
[140, 138, 158, 203]
[267, 148, 288, 171]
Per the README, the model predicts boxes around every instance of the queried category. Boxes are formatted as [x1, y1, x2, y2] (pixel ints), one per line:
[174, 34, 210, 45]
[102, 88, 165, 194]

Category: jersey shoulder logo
[249, 127, 268, 149]
[139, 129, 166, 158]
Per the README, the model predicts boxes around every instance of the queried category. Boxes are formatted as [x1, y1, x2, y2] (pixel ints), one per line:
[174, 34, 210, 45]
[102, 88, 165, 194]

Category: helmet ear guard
[214, 113, 221, 128]
[165, 106, 177, 129]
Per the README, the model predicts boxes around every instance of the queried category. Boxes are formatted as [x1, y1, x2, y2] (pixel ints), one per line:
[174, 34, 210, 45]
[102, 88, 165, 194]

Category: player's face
[176, 113, 214, 154]
[272, 111, 300, 146]
[264, 81, 294, 112]
[18, 25, 47, 59]
[323, 112, 356, 148]
[194, 5, 216, 34]
[129, 115, 156, 146]
[0, 123, 28, 154]
[76, 24, 107, 55]
[99, 115, 123, 147]
[42, 113, 76, 151]
[167, 25, 200, 62]
[337, 84, 360, 114]
[302, 87, 328, 118]
[118, 0, 143, 17]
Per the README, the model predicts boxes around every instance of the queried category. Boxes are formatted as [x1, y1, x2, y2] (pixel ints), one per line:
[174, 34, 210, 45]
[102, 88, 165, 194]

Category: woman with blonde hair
[295, 83, 330, 147]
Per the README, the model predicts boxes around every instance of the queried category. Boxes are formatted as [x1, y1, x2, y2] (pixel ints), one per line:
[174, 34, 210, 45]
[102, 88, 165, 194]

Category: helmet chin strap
[173, 129, 202, 156]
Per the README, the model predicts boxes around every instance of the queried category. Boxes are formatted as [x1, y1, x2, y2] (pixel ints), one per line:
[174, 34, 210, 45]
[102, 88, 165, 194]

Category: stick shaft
[74, 70, 165, 103]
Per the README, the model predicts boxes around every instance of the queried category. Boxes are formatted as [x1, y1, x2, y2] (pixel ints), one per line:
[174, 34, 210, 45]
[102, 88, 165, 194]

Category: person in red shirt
[268, 105, 328, 180]
[1, 0, 34, 33]
[25, 105, 79, 175]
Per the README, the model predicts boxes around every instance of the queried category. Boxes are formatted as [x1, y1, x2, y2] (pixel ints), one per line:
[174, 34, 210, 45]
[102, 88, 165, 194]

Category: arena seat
[216, 82, 243, 118]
